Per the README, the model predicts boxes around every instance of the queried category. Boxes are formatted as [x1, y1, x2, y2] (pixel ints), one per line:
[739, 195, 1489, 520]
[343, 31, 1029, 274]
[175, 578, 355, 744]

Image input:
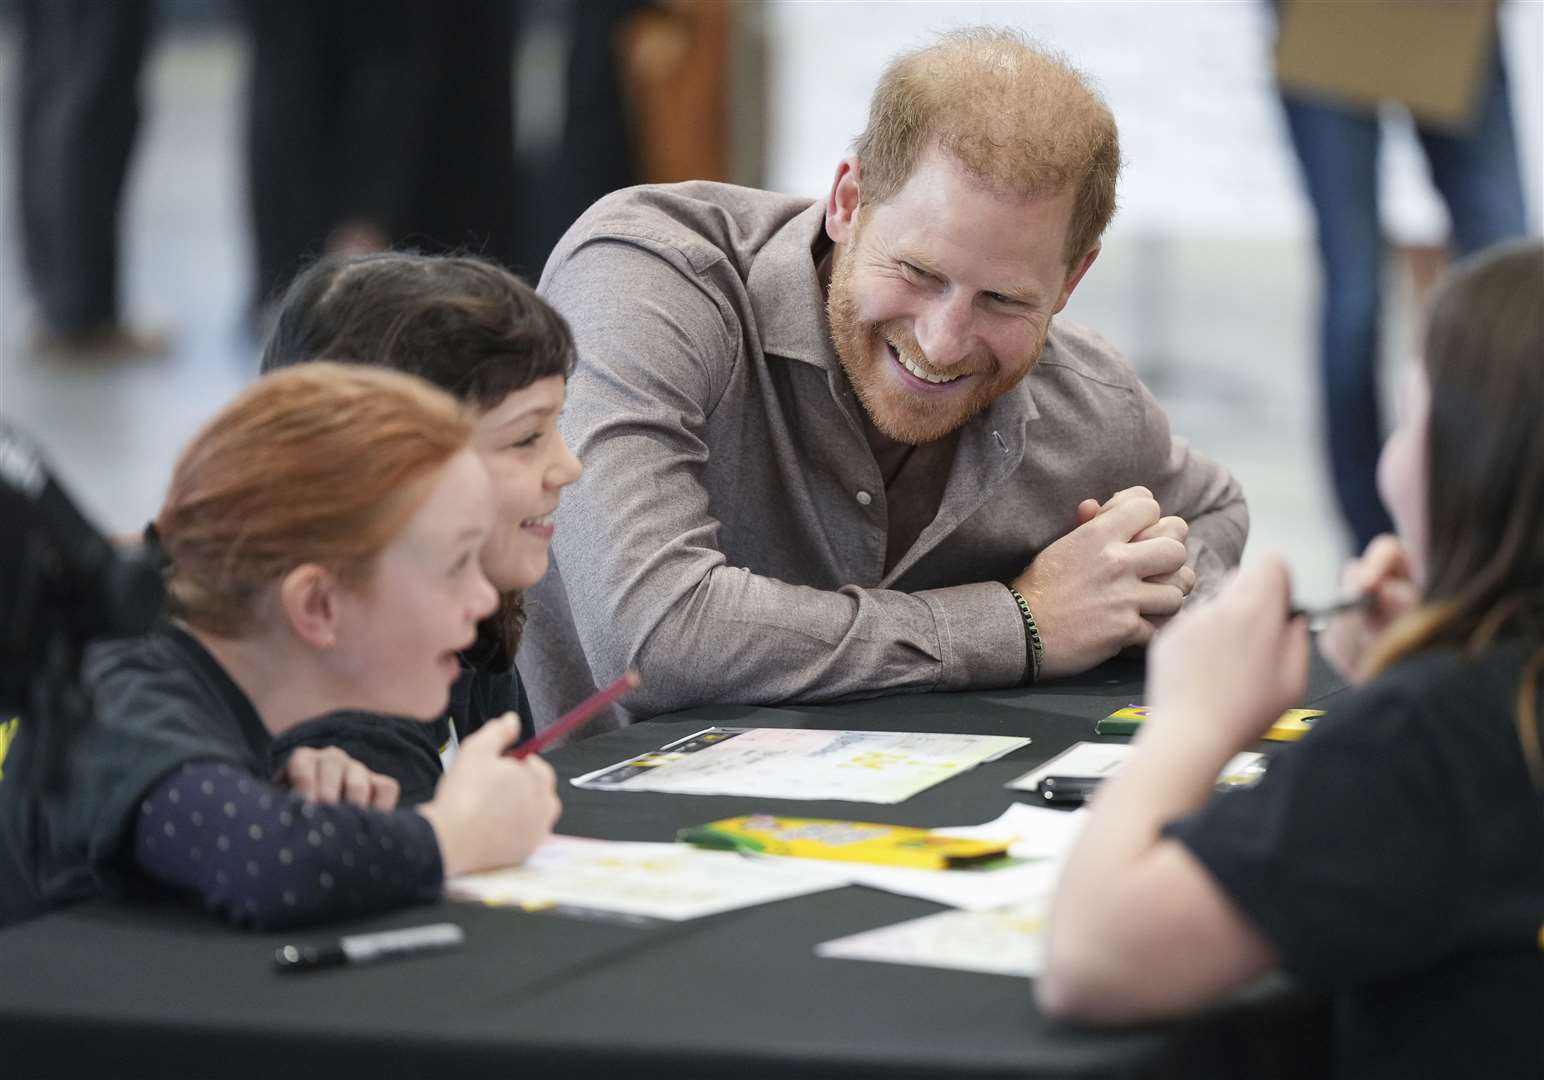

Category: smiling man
[522, 28, 1247, 727]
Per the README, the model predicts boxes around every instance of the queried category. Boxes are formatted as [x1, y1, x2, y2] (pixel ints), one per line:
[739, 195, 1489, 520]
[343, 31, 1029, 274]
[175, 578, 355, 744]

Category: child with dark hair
[259, 253, 584, 800]
[1039, 241, 1544, 1079]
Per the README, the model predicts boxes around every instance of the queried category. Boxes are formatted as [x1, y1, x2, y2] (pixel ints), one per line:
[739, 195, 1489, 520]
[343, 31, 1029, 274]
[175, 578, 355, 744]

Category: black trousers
[518, 0, 648, 274]
[17, 0, 152, 332]
[240, 0, 519, 310]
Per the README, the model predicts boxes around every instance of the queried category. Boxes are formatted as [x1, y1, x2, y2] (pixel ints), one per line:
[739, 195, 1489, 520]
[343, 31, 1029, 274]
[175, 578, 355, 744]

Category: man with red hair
[524, 28, 1248, 725]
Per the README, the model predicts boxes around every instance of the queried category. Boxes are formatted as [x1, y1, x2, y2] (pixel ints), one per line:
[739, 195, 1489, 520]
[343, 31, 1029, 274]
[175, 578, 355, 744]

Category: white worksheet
[817, 897, 1051, 978]
[446, 836, 849, 922]
[1007, 742, 1266, 793]
[572, 727, 1030, 804]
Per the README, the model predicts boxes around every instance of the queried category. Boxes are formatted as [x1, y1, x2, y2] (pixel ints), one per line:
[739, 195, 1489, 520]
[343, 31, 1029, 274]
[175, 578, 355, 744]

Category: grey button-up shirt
[522, 182, 1247, 732]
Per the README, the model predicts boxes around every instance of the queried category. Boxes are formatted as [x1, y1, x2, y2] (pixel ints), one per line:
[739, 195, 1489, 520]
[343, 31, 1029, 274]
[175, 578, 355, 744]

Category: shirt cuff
[917, 581, 1029, 691]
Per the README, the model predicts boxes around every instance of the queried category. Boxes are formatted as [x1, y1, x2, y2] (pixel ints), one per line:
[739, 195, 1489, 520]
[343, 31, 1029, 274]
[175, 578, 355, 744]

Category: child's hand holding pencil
[510, 671, 642, 759]
[1319, 536, 1422, 684]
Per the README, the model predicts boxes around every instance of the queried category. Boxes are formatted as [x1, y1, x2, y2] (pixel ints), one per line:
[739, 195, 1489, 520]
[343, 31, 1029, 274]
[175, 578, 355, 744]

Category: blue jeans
[1280, 48, 1528, 551]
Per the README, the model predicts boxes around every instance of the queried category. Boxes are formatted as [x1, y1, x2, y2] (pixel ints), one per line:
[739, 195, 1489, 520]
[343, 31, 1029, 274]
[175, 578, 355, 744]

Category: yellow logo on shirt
[0, 717, 18, 783]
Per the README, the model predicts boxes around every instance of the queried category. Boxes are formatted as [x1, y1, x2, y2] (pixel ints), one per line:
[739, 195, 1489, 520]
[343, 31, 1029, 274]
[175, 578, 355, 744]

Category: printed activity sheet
[753, 803, 1089, 910]
[447, 836, 848, 921]
[817, 897, 1052, 977]
[1007, 741, 1267, 793]
[573, 727, 1031, 804]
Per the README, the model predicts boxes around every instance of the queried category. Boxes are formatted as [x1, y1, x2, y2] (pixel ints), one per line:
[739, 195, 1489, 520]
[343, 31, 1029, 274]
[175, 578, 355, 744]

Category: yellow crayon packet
[678, 814, 1012, 871]
[1096, 705, 1325, 742]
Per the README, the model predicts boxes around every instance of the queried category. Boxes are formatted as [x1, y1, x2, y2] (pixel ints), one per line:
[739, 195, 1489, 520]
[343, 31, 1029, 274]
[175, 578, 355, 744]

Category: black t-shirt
[268, 620, 534, 806]
[0, 624, 271, 926]
[1166, 641, 1544, 1079]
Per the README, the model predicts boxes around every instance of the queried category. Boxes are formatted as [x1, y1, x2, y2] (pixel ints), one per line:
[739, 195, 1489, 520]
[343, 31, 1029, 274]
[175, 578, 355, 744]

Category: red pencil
[511, 671, 641, 758]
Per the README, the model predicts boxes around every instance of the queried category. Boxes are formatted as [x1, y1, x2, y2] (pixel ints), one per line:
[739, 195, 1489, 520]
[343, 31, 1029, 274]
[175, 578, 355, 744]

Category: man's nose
[915, 292, 975, 369]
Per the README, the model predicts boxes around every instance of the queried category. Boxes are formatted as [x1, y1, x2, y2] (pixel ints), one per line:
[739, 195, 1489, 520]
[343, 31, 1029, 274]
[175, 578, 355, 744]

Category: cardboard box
[1275, 0, 1497, 130]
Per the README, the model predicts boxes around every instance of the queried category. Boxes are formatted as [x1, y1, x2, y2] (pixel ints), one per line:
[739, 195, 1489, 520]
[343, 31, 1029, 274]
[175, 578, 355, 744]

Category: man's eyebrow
[895, 249, 944, 277]
[895, 249, 1044, 305]
[987, 283, 1045, 306]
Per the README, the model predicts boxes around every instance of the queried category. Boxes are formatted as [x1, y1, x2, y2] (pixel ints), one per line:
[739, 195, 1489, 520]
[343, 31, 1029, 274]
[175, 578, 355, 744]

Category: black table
[0, 657, 1349, 1080]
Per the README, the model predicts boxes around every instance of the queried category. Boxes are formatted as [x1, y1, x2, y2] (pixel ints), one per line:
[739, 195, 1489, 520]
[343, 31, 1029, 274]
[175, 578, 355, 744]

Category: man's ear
[1052, 241, 1101, 315]
[825, 155, 863, 246]
[278, 564, 341, 649]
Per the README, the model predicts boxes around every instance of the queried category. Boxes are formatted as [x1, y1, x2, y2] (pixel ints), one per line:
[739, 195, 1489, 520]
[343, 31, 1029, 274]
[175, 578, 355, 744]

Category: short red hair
[855, 27, 1121, 265]
[157, 363, 472, 636]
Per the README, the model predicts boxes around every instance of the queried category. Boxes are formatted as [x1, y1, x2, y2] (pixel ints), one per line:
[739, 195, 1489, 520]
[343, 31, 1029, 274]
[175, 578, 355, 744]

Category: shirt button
[855, 490, 873, 506]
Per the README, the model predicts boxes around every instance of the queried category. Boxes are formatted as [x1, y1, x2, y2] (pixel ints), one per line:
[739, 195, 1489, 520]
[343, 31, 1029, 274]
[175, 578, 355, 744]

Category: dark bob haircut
[259, 251, 574, 409]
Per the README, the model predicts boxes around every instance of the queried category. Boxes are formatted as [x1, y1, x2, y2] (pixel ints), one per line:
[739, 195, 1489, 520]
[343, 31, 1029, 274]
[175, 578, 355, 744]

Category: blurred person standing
[1272, 0, 1528, 551]
[518, 0, 652, 273]
[16, 0, 167, 358]
[240, 0, 519, 323]
[513, 0, 735, 282]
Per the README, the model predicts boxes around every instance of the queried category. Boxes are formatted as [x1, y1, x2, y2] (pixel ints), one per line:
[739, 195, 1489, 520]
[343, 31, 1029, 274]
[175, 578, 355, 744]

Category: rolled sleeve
[918, 582, 1029, 690]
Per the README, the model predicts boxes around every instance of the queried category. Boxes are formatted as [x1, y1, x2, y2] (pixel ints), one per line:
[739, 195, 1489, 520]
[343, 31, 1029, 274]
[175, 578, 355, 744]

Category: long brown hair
[157, 363, 472, 637]
[1367, 241, 1544, 782]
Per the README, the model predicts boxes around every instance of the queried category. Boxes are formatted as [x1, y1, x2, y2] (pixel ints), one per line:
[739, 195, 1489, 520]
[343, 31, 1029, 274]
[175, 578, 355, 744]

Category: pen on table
[1036, 775, 1102, 805]
[274, 922, 464, 974]
[511, 670, 642, 759]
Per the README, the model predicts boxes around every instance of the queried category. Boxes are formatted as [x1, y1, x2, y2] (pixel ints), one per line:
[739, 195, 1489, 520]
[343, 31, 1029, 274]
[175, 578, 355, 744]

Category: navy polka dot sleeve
[133, 761, 443, 930]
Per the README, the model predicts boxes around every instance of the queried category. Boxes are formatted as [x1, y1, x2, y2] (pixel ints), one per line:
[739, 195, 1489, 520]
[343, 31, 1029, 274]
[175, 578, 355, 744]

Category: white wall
[761, 0, 1544, 244]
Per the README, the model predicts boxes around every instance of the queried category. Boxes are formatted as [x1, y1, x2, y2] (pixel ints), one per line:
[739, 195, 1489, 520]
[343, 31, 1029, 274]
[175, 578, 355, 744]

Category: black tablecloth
[0, 656, 1346, 1079]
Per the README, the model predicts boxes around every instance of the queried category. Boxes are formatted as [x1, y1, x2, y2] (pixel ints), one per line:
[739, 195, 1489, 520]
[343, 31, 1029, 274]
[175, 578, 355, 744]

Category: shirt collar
[746, 199, 840, 369]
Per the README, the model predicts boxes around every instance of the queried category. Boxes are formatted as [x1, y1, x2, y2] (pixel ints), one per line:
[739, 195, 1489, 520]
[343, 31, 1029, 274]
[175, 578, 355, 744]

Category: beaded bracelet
[1005, 586, 1044, 685]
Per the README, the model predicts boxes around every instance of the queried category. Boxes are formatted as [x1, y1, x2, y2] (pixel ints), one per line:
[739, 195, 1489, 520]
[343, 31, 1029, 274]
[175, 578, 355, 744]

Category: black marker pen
[1036, 775, 1102, 805]
[274, 922, 464, 973]
[1289, 593, 1374, 629]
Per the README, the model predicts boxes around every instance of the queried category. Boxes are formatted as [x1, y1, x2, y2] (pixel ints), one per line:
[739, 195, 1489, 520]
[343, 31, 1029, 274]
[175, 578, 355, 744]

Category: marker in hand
[1288, 593, 1374, 629]
[510, 671, 642, 759]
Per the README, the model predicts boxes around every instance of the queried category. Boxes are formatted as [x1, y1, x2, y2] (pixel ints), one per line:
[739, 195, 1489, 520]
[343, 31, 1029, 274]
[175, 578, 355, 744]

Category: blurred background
[2, 0, 1540, 606]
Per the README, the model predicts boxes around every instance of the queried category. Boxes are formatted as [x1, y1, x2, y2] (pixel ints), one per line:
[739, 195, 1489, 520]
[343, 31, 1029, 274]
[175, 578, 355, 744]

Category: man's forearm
[563, 555, 1027, 715]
